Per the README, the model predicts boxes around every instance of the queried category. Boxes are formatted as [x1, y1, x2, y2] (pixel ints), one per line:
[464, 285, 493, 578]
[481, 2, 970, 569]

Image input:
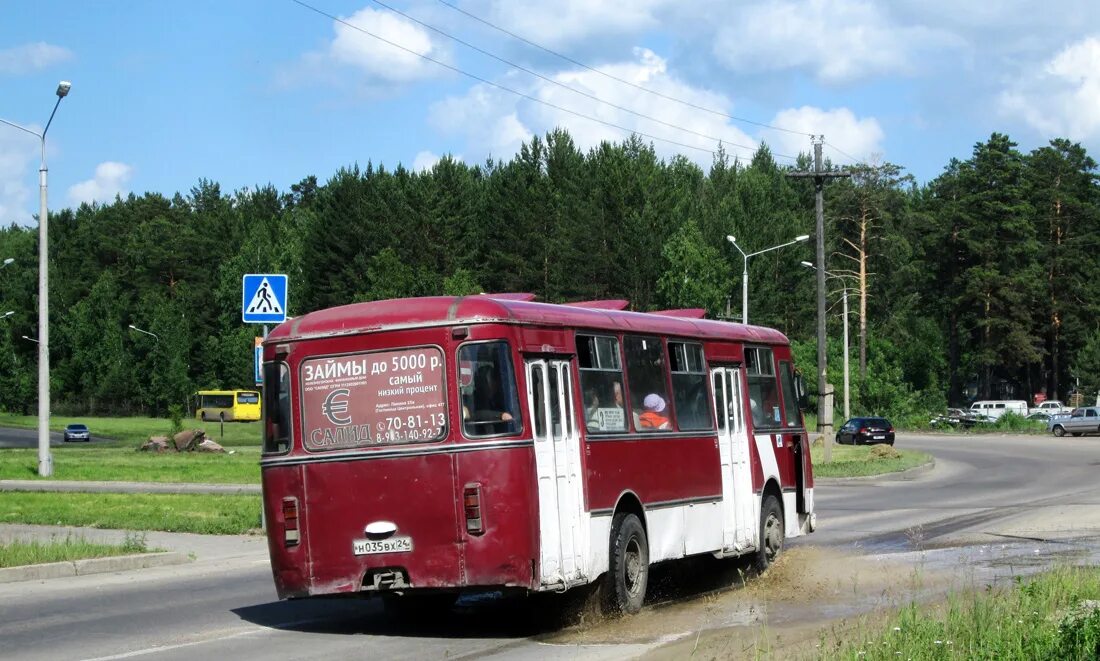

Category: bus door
[525, 358, 586, 587]
[711, 366, 754, 553]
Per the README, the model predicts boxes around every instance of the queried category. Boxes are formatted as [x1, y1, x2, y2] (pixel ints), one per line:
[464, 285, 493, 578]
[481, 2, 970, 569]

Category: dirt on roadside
[540, 546, 947, 656]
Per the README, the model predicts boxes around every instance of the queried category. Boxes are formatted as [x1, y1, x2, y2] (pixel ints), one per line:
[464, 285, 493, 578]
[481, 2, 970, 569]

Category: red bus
[260, 295, 815, 614]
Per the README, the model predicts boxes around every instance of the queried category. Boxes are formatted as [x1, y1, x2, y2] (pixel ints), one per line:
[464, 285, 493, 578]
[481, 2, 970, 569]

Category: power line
[291, 0, 731, 158]
[370, 0, 792, 160]
[824, 141, 868, 166]
[434, 0, 813, 139]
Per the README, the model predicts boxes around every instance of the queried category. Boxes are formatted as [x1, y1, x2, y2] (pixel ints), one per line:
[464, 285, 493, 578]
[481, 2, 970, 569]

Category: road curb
[815, 457, 936, 484]
[0, 480, 259, 495]
[0, 551, 190, 584]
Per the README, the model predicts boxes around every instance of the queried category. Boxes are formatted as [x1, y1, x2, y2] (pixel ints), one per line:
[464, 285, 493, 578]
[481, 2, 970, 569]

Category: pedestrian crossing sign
[242, 274, 288, 324]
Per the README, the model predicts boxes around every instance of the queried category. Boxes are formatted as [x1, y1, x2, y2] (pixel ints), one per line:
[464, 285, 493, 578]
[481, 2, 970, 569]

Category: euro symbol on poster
[322, 389, 352, 425]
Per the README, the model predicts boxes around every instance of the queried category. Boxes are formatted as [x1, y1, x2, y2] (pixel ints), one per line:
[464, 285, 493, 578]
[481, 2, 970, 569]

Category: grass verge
[820, 565, 1100, 659]
[0, 492, 261, 535]
[810, 443, 931, 478]
[0, 532, 157, 568]
[0, 447, 260, 484]
[0, 413, 262, 447]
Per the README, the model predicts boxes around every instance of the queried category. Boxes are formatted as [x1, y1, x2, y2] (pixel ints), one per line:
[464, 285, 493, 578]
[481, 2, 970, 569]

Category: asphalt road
[1, 432, 1098, 660]
[0, 426, 107, 449]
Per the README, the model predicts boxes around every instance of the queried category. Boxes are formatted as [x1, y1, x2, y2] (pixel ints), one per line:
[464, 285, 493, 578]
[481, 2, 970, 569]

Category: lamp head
[128, 324, 137, 330]
[56, 81, 71, 98]
[1, 311, 13, 319]
[726, 235, 736, 244]
[800, 261, 814, 268]
[2, 257, 13, 266]
[795, 234, 810, 242]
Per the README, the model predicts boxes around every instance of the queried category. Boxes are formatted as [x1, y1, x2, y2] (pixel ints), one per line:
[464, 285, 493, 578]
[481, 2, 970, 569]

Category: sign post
[242, 274, 286, 535]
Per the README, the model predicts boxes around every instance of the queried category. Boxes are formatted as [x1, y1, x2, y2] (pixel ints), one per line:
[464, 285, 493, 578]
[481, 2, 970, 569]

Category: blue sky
[2, 0, 1098, 226]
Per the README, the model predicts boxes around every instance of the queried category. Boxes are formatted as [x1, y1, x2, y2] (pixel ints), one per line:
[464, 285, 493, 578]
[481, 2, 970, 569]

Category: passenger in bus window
[639, 394, 671, 430]
[585, 381, 626, 431]
[475, 369, 515, 420]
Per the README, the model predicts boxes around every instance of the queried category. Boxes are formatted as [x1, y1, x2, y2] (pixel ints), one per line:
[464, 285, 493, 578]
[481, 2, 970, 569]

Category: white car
[1030, 400, 1069, 416]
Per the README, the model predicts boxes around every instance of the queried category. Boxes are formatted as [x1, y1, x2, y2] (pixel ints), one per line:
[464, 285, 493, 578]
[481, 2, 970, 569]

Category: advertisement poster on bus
[300, 347, 447, 451]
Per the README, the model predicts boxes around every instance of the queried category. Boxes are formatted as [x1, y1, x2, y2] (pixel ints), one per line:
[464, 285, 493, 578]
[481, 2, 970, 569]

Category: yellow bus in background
[194, 390, 261, 422]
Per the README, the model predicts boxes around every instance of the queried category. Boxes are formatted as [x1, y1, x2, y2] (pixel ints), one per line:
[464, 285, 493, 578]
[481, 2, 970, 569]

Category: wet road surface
[1, 432, 1098, 660]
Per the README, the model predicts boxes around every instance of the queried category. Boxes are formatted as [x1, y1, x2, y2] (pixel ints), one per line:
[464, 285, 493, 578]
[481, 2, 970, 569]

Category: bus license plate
[353, 537, 413, 555]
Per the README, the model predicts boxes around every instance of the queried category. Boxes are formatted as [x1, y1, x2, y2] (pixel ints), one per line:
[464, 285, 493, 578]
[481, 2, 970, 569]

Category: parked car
[1048, 407, 1100, 437]
[969, 400, 1029, 421]
[930, 408, 967, 428]
[836, 417, 895, 445]
[63, 423, 90, 442]
[1025, 411, 1051, 422]
[1030, 400, 1070, 416]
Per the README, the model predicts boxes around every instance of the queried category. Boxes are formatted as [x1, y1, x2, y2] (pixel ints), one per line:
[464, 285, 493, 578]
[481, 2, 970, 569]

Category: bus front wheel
[753, 494, 784, 574]
[602, 512, 648, 615]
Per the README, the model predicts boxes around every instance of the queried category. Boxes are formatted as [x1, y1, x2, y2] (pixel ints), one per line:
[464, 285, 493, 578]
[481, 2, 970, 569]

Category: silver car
[1048, 407, 1100, 437]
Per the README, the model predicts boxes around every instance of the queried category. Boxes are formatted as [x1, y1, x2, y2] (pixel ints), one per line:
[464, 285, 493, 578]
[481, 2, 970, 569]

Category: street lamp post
[726, 234, 810, 325]
[128, 324, 160, 342]
[1, 80, 71, 477]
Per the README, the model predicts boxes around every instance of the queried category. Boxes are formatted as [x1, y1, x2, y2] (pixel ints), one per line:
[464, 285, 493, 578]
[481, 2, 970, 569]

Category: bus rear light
[463, 484, 484, 535]
[282, 497, 300, 546]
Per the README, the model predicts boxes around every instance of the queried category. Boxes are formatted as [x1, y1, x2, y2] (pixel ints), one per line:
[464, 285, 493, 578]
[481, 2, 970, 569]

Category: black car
[835, 417, 895, 445]
[63, 423, 90, 442]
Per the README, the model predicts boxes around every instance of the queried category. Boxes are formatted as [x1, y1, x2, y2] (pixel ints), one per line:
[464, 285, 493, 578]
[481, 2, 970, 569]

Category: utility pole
[788, 136, 850, 462]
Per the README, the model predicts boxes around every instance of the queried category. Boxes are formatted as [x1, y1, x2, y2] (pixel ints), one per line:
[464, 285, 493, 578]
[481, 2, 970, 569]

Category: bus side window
[745, 347, 779, 429]
[577, 334, 627, 433]
[623, 335, 671, 432]
[669, 341, 713, 431]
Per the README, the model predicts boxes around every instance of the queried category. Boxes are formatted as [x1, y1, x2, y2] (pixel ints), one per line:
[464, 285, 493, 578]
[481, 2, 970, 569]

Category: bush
[168, 405, 184, 435]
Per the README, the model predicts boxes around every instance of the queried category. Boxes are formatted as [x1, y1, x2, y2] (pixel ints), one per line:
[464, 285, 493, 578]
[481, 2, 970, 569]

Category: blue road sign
[242, 274, 288, 324]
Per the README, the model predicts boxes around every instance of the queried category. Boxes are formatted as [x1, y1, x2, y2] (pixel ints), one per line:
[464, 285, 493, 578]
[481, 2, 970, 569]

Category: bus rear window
[300, 347, 447, 451]
[237, 392, 260, 404]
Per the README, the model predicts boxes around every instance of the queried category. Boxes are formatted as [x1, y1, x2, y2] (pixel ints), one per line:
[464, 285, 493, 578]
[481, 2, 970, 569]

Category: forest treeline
[0, 129, 1098, 420]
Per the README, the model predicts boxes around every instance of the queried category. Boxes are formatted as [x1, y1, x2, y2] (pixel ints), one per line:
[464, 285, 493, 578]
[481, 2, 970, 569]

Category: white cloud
[67, 162, 133, 207]
[412, 151, 441, 171]
[769, 107, 885, 163]
[998, 36, 1100, 140]
[470, 0, 669, 50]
[710, 0, 963, 84]
[0, 130, 40, 225]
[430, 48, 762, 166]
[0, 42, 73, 75]
[280, 6, 451, 88]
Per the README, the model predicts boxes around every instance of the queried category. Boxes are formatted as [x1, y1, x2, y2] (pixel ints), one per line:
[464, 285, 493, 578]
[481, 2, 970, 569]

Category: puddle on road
[540, 536, 1100, 651]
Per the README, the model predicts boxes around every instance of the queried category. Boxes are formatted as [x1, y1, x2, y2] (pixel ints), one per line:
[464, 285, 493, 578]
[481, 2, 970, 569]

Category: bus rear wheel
[753, 494, 784, 574]
[602, 512, 648, 615]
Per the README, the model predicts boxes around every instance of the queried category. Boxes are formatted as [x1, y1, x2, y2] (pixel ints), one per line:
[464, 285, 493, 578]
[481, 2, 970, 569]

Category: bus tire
[753, 494, 784, 574]
[602, 512, 648, 615]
